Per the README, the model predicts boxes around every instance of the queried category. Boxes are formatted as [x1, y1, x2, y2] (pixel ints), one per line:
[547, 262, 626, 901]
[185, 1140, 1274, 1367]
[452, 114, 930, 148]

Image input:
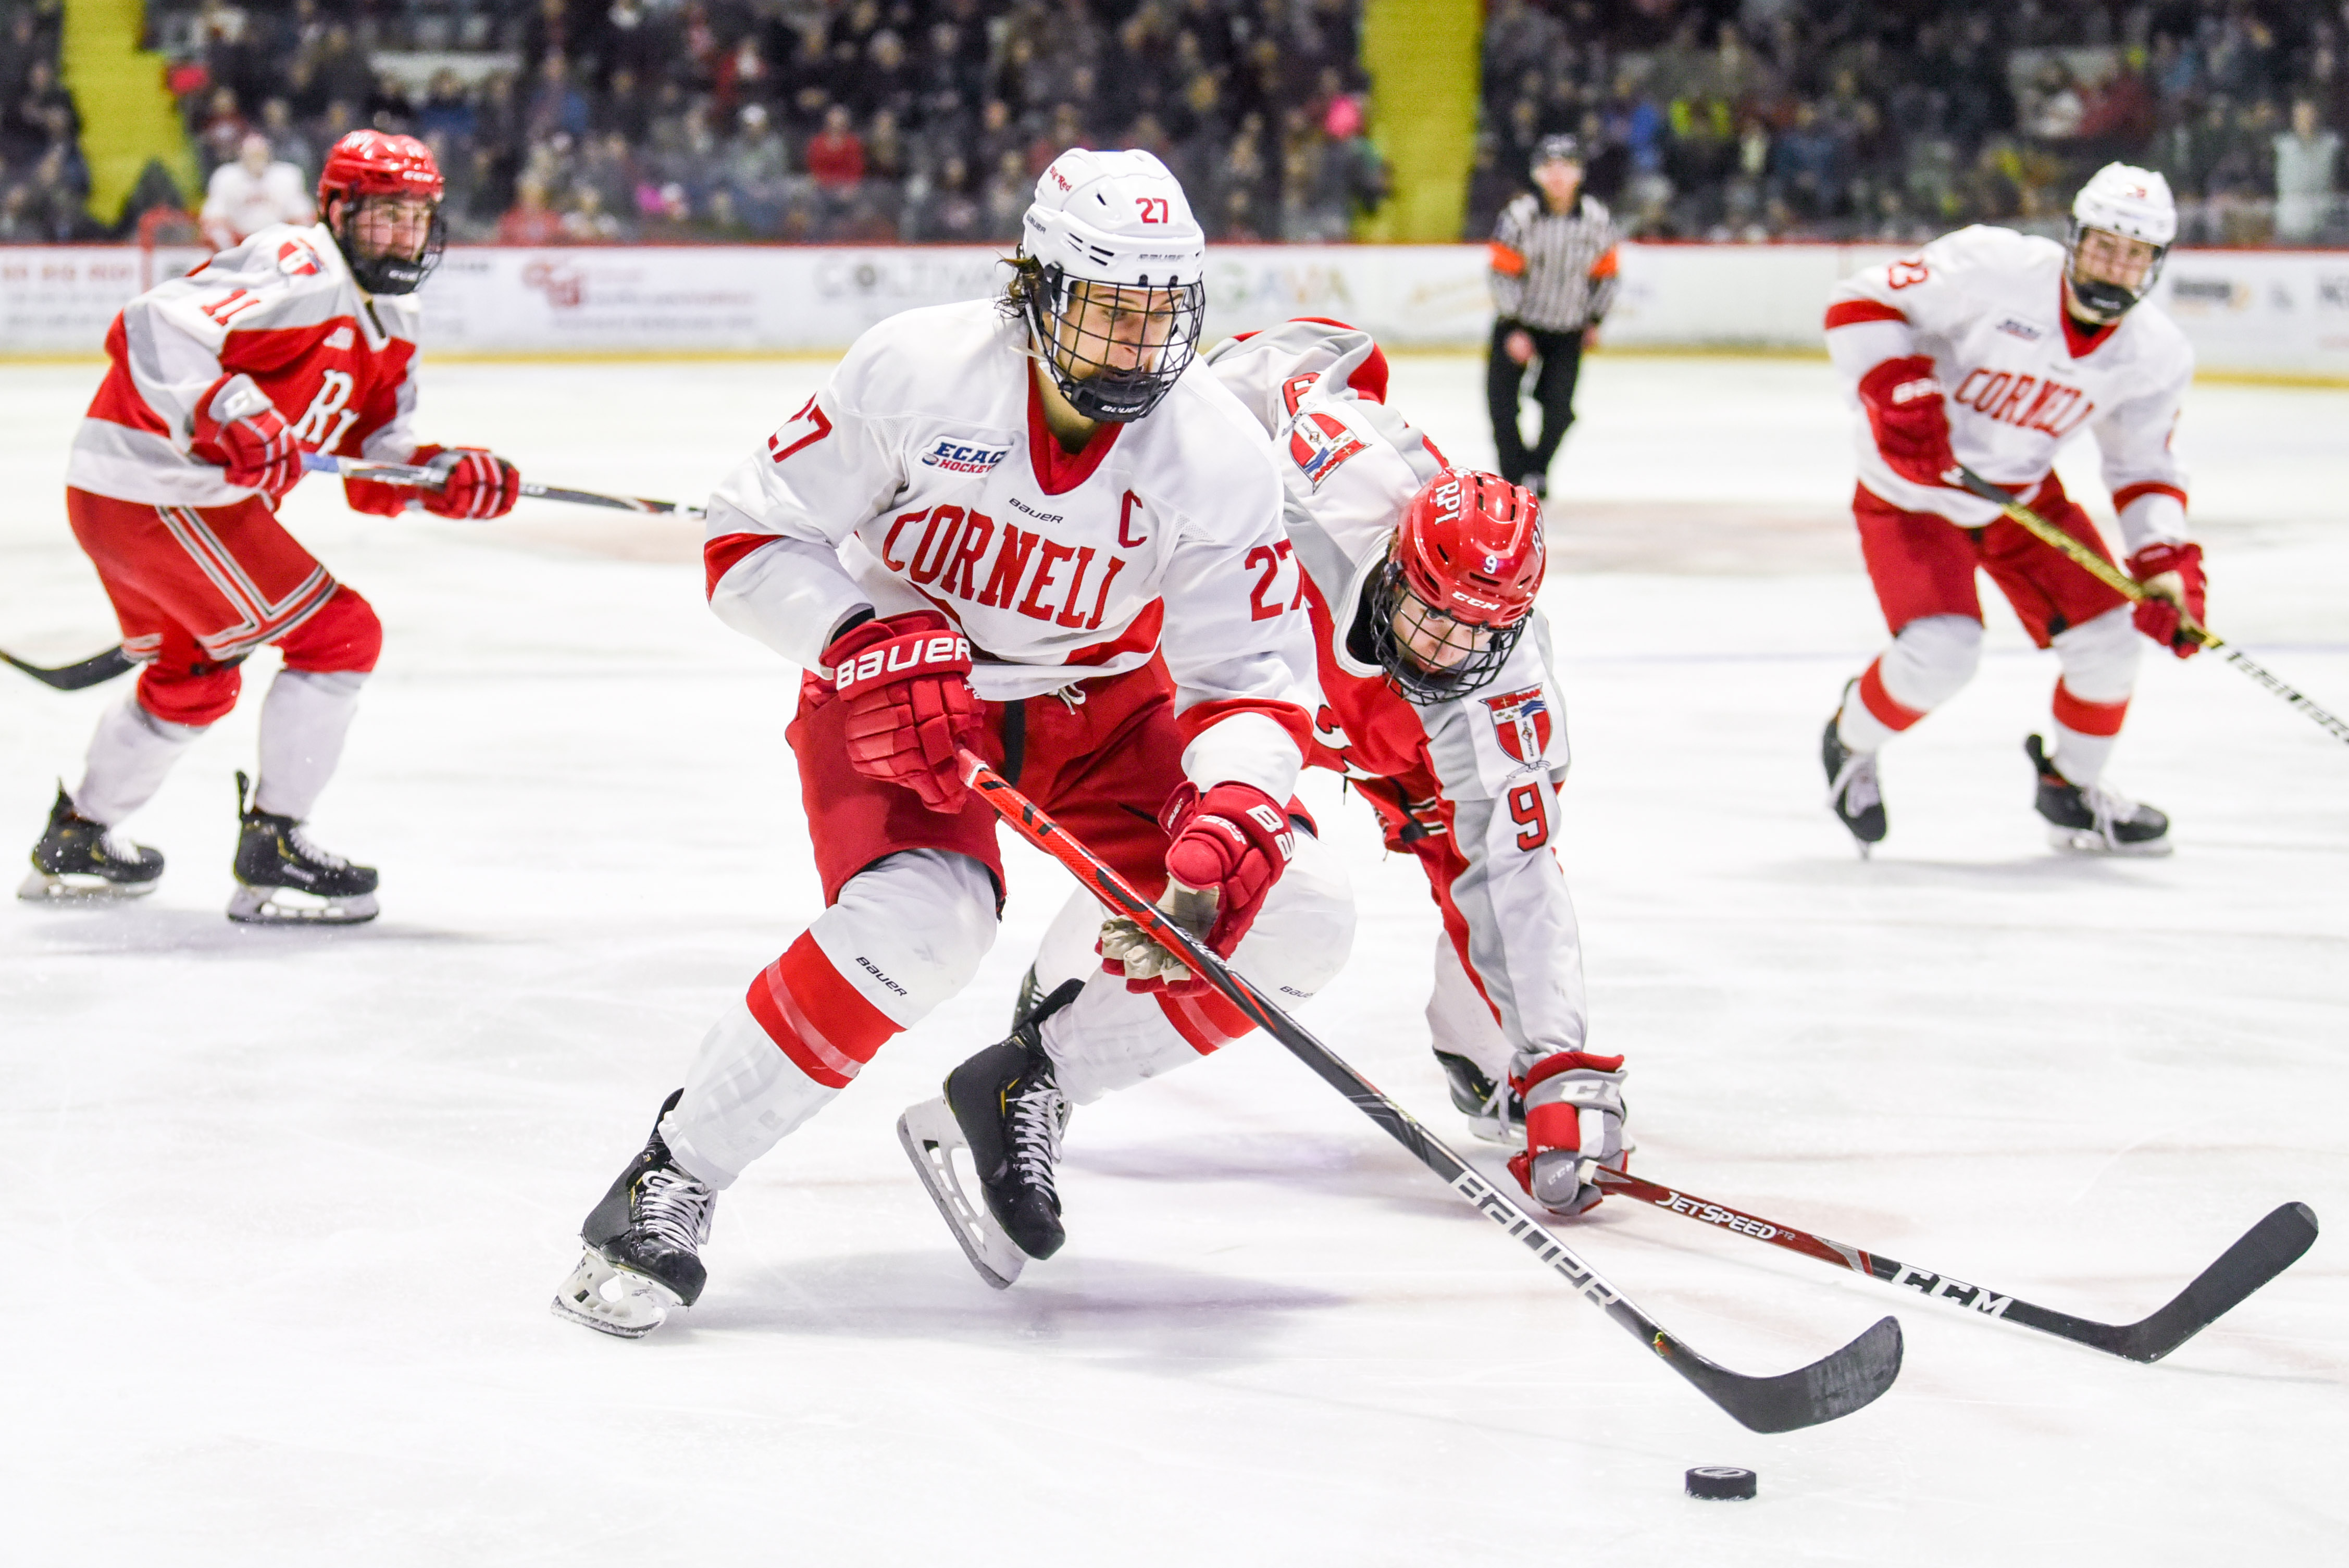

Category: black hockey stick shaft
[955, 748, 1901, 1433]
[2, 643, 134, 690]
[299, 452, 705, 518]
[1954, 466, 2349, 746]
[1594, 1167, 2317, 1363]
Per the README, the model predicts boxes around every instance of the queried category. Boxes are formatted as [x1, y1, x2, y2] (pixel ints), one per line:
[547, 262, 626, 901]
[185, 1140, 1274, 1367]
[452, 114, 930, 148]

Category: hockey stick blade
[1596, 1169, 2317, 1363]
[2, 643, 133, 690]
[954, 748, 1901, 1433]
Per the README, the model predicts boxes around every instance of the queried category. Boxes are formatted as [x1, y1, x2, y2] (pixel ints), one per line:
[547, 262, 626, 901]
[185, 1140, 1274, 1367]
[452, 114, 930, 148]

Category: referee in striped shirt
[1487, 135, 1621, 496]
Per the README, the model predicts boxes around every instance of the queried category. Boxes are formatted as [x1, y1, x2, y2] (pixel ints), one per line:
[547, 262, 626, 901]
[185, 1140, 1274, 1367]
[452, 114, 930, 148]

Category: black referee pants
[1486, 319, 1585, 487]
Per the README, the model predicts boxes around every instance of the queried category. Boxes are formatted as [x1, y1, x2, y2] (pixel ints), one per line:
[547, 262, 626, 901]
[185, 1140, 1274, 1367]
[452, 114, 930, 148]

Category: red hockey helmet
[1370, 468, 1546, 703]
[316, 130, 445, 296]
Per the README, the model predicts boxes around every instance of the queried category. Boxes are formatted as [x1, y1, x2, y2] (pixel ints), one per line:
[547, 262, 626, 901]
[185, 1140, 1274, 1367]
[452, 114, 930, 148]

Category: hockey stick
[7, 457, 702, 690]
[1955, 466, 2349, 747]
[1, 643, 134, 690]
[1593, 1167, 2316, 1364]
[954, 746, 1901, 1433]
[300, 452, 706, 517]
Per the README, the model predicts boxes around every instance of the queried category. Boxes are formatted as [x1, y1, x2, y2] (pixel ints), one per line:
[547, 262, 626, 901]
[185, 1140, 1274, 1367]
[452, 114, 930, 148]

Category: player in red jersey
[1195, 318, 1629, 1218]
[19, 131, 519, 924]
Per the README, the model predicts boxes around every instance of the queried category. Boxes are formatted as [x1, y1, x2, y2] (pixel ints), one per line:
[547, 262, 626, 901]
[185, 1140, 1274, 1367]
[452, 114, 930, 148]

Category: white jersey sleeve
[2091, 345, 2193, 554]
[701, 329, 912, 667]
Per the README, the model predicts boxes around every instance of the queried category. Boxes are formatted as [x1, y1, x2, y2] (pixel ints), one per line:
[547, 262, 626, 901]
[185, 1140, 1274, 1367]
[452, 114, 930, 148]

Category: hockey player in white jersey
[1821, 164, 2205, 856]
[1156, 316, 1625, 1218]
[553, 150, 1354, 1333]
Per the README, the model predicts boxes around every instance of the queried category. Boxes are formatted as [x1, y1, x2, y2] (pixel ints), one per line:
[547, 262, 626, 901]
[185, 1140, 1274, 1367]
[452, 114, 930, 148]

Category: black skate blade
[227, 885, 380, 925]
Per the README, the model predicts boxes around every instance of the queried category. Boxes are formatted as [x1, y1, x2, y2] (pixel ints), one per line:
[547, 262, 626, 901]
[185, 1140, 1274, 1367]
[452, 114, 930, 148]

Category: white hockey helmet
[2066, 163, 2176, 321]
[1016, 148, 1209, 423]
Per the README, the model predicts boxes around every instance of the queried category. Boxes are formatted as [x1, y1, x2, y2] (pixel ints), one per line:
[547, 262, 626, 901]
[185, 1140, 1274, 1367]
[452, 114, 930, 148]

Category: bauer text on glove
[826, 609, 984, 813]
[1857, 355, 1959, 490]
[1100, 780, 1296, 993]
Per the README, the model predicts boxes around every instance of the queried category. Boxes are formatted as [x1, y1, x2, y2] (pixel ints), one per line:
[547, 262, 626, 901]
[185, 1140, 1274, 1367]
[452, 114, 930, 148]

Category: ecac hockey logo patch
[1482, 685, 1551, 764]
[921, 439, 1012, 476]
[1287, 410, 1365, 489]
[276, 239, 321, 277]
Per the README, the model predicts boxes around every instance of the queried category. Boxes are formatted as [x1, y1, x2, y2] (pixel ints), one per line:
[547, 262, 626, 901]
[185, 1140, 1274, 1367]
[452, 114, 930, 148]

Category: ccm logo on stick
[1890, 1264, 2015, 1317]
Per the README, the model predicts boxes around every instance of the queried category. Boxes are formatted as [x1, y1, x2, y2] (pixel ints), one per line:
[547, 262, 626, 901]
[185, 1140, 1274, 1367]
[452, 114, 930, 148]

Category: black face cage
[335, 199, 446, 296]
[2065, 218, 2166, 322]
[1364, 557, 1529, 707]
[1025, 264, 1206, 424]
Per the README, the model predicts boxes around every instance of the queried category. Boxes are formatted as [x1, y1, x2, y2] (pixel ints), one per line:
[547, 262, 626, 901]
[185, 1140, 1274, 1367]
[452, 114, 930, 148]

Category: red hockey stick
[1593, 1166, 2315, 1363]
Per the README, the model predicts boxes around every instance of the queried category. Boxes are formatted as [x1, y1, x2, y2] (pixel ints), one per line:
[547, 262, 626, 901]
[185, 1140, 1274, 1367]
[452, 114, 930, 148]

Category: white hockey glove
[1505, 1050, 1630, 1218]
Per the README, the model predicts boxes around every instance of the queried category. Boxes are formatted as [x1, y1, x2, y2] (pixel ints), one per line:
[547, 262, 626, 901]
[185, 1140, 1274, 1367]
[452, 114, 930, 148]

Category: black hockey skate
[228, 770, 379, 924]
[2027, 735, 2171, 856]
[18, 785, 164, 901]
[1434, 1049, 1524, 1146]
[552, 1089, 719, 1338]
[899, 978, 1084, 1288]
[1823, 686, 1887, 855]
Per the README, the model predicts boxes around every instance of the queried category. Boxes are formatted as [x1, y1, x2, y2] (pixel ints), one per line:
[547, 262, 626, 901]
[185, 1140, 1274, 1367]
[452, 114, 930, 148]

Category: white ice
[2, 353, 2343, 1564]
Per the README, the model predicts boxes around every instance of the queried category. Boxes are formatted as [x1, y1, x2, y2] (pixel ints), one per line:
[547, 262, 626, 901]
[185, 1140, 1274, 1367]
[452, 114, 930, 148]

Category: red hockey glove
[192, 374, 302, 501]
[826, 609, 984, 814]
[1856, 355, 1960, 490]
[1506, 1050, 1629, 1218]
[419, 446, 521, 520]
[2127, 541, 2207, 658]
[1100, 781, 1296, 994]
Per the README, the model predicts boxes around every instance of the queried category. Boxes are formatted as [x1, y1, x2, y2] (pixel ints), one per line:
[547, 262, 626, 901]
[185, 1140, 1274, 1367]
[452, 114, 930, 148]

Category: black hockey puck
[1685, 1466, 1758, 1501]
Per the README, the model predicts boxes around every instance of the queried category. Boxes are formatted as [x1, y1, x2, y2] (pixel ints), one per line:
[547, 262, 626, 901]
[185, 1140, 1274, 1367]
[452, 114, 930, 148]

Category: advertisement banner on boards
[4, 239, 2344, 377]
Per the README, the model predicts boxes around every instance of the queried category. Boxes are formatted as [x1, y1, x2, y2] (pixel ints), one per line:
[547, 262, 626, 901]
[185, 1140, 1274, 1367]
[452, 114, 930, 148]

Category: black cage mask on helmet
[1359, 556, 1529, 707]
[332, 195, 446, 296]
[1023, 263, 1207, 425]
[2064, 219, 2166, 324]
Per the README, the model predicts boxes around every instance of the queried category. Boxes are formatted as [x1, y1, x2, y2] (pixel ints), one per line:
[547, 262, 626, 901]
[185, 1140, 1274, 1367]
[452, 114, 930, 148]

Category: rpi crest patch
[1287, 410, 1365, 488]
[1482, 685, 1551, 764]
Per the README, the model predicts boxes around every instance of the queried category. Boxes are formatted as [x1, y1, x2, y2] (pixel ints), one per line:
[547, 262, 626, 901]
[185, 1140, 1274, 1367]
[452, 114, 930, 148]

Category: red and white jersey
[69, 222, 423, 509]
[703, 298, 1320, 801]
[1207, 319, 1586, 1059]
[1825, 224, 2194, 553]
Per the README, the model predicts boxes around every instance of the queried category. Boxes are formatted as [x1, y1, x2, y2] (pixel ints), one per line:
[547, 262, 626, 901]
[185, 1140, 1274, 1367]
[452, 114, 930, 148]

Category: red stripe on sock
[1156, 987, 1254, 1054]
[2053, 680, 2129, 737]
[1857, 657, 1928, 731]
[742, 933, 901, 1088]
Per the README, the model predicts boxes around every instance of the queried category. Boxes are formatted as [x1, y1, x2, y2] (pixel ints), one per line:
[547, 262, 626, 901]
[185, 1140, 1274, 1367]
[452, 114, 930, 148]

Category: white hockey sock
[71, 697, 206, 826]
[658, 997, 840, 1190]
[2049, 725, 2117, 789]
[1427, 932, 1512, 1088]
[1834, 690, 1896, 755]
[255, 668, 367, 819]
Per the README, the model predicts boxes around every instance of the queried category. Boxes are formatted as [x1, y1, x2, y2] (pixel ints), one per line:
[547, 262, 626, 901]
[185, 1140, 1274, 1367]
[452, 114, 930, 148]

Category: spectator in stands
[200, 130, 314, 248]
[805, 104, 865, 192]
[499, 177, 565, 245]
[2274, 99, 2341, 243]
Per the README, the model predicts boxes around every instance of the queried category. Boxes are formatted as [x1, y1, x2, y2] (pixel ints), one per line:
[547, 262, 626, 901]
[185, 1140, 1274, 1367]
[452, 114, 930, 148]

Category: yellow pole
[1357, 0, 1481, 241]
[61, 0, 202, 227]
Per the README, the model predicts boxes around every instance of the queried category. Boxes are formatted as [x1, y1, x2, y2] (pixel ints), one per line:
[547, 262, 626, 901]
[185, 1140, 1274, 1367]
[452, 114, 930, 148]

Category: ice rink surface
[2, 351, 2343, 1564]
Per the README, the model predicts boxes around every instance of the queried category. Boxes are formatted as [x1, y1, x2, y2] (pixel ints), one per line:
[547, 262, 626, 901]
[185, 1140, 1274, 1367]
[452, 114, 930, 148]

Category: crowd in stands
[1474, 0, 2349, 244]
[142, 0, 1387, 245]
[0, 2, 89, 240]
